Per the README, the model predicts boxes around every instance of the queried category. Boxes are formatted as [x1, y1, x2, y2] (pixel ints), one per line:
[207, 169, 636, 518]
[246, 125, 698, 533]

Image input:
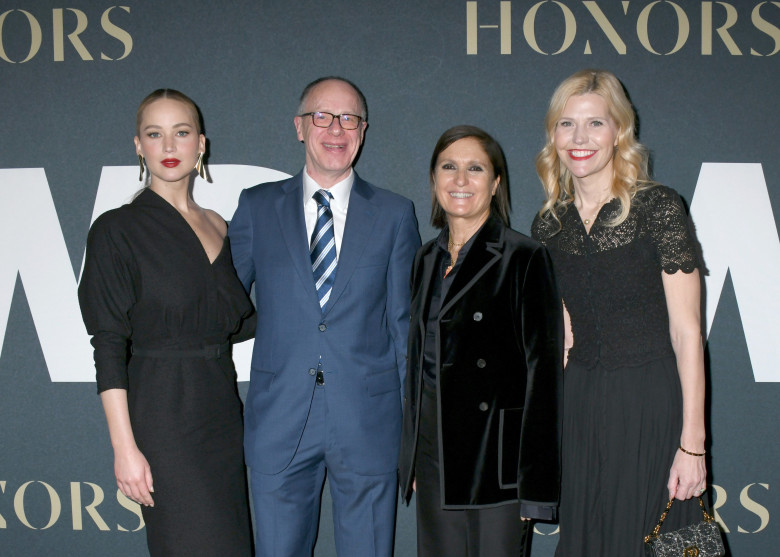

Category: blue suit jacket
[229, 171, 421, 475]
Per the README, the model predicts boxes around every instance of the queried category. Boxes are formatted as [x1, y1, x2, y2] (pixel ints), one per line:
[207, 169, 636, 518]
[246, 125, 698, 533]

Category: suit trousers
[415, 385, 531, 557]
[249, 382, 398, 557]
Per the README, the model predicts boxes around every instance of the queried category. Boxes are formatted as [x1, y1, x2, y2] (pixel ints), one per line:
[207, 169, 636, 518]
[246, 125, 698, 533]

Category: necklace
[580, 197, 611, 226]
[445, 237, 466, 277]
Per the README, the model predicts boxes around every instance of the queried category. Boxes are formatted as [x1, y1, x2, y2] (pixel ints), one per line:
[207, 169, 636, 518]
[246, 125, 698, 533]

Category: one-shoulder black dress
[532, 186, 702, 557]
[79, 188, 254, 557]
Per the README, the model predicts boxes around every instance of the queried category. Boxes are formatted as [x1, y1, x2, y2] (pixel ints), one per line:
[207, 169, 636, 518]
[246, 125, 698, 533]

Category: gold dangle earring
[195, 152, 206, 180]
[138, 154, 145, 181]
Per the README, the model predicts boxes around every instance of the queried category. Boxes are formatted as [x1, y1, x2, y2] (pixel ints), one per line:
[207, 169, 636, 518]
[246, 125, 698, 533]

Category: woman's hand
[662, 270, 707, 501]
[100, 389, 154, 507]
[667, 448, 706, 501]
[115, 446, 154, 507]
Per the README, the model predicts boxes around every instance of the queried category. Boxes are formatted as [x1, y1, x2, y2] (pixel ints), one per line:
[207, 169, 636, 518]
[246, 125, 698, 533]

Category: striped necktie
[310, 189, 337, 311]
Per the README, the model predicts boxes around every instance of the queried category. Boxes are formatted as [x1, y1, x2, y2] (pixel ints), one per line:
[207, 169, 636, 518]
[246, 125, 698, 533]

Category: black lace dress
[532, 186, 701, 557]
[79, 189, 254, 557]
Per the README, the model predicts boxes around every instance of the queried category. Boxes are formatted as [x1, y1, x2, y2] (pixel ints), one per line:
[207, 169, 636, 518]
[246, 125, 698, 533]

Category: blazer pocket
[498, 407, 522, 489]
[250, 368, 276, 392]
[364, 368, 401, 397]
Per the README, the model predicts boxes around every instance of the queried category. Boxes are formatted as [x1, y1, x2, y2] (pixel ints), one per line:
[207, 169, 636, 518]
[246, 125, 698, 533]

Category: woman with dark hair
[79, 89, 253, 556]
[532, 69, 706, 556]
[399, 125, 563, 557]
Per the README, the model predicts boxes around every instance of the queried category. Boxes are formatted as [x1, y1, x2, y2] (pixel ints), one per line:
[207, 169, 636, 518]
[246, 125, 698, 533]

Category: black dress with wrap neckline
[79, 188, 255, 557]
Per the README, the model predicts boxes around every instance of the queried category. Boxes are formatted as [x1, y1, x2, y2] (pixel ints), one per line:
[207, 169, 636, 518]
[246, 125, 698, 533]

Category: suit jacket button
[318, 323, 327, 332]
[473, 312, 483, 321]
[478, 402, 489, 411]
[476, 358, 487, 368]
[309, 368, 317, 376]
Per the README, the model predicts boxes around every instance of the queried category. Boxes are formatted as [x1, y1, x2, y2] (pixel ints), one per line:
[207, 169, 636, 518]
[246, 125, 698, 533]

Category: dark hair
[136, 89, 203, 135]
[297, 76, 368, 121]
[429, 125, 510, 228]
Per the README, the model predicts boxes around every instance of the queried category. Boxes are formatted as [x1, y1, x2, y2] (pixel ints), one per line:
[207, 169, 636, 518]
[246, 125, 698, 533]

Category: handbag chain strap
[644, 497, 715, 543]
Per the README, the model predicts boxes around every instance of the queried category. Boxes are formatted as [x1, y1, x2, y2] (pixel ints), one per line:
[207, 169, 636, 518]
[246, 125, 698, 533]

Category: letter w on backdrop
[0, 165, 289, 382]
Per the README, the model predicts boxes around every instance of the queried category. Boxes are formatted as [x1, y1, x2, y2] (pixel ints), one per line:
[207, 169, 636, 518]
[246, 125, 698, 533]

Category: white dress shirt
[303, 167, 353, 258]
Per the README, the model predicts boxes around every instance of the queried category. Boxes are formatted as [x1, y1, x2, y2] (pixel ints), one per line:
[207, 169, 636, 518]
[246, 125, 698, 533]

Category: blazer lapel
[276, 173, 319, 306]
[413, 244, 439, 339]
[323, 176, 377, 315]
[440, 217, 504, 316]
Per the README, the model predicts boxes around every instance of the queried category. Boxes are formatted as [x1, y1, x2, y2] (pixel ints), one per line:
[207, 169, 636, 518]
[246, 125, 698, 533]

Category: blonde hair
[136, 89, 203, 136]
[535, 69, 654, 231]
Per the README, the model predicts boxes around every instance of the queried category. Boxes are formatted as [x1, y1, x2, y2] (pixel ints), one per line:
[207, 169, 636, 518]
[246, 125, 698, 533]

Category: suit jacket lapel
[324, 175, 377, 315]
[440, 217, 504, 316]
[276, 173, 319, 306]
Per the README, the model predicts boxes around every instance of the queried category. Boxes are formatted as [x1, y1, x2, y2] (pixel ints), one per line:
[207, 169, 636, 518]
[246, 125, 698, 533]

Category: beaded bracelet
[678, 445, 706, 457]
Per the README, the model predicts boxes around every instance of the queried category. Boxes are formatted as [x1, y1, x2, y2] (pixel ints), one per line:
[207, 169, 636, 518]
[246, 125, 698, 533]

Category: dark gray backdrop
[1, 1, 778, 555]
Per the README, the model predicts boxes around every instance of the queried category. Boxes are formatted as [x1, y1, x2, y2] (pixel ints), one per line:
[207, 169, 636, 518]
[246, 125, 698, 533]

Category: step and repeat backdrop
[1, 1, 778, 555]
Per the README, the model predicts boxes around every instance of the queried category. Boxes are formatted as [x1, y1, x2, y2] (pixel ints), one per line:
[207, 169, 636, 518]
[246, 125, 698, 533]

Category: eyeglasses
[299, 111, 364, 130]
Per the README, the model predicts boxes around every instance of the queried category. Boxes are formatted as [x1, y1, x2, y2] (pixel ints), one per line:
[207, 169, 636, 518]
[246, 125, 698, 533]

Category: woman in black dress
[78, 89, 253, 556]
[399, 126, 563, 557]
[531, 69, 707, 556]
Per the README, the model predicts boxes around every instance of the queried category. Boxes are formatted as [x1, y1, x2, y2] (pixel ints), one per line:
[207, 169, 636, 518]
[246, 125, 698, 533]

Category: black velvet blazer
[399, 216, 563, 509]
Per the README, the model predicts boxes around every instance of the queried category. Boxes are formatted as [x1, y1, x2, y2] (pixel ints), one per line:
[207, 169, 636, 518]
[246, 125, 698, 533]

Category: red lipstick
[161, 158, 181, 168]
[568, 150, 596, 161]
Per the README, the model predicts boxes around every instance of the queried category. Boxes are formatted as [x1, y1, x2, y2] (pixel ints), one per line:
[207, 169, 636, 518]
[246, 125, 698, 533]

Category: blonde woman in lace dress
[531, 69, 707, 556]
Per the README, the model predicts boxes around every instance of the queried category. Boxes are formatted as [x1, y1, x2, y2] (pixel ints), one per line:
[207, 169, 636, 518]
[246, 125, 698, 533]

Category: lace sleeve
[644, 186, 699, 274]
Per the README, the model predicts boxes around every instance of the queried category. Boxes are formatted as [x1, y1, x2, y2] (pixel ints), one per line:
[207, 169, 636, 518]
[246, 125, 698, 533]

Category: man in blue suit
[229, 76, 421, 556]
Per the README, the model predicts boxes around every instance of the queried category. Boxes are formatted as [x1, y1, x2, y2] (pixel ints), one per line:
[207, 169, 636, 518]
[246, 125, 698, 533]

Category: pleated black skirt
[555, 355, 702, 557]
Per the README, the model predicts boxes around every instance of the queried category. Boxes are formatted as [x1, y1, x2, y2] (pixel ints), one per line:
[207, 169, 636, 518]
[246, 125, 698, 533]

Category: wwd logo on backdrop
[0, 163, 778, 384]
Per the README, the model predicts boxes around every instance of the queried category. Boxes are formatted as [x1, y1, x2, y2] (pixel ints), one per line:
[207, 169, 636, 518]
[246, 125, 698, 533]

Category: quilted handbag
[644, 497, 725, 557]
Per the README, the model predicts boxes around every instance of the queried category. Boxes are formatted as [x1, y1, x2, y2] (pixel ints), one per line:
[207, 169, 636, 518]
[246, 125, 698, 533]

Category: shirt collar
[302, 166, 354, 212]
